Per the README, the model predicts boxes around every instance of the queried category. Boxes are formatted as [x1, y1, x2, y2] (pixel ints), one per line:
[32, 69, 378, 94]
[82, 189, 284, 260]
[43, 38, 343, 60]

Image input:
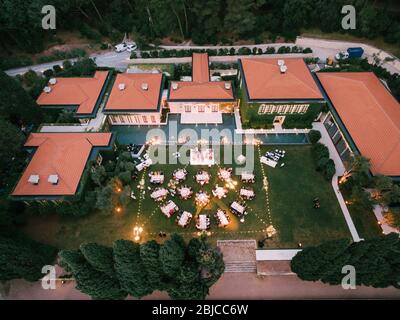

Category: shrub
[302, 47, 313, 54]
[265, 47, 276, 54]
[324, 159, 336, 180]
[308, 130, 321, 144]
[311, 143, 330, 162]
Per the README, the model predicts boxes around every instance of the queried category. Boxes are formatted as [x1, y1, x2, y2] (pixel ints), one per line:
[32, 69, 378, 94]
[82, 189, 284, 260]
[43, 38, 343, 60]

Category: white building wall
[108, 112, 161, 125]
[168, 101, 235, 113]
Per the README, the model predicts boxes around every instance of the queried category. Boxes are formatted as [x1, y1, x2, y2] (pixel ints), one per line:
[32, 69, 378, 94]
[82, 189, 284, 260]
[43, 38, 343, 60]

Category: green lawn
[20, 145, 351, 249]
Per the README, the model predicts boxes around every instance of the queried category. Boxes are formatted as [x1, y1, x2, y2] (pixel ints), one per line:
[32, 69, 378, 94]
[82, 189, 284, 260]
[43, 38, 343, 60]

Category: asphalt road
[5, 51, 132, 77]
[5, 38, 400, 77]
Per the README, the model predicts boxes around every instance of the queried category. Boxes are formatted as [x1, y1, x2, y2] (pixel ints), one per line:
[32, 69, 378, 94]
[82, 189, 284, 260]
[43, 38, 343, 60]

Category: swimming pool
[112, 114, 309, 145]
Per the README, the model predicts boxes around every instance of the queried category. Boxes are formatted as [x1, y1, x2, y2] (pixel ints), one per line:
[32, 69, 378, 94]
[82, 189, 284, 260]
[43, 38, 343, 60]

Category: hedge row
[134, 46, 312, 59]
[311, 141, 336, 181]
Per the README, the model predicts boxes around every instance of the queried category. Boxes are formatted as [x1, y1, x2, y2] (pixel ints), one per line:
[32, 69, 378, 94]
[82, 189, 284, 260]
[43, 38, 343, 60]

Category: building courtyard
[20, 141, 350, 249]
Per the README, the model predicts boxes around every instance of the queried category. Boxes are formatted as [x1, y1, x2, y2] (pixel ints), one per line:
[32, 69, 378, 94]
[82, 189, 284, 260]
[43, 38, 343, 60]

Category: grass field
[20, 145, 351, 249]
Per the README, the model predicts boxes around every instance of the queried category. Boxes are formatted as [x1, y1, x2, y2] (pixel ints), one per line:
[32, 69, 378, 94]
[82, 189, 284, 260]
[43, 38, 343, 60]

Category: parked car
[127, 43, 137, 52]
[335, 47, 364, 60]
[115, 42, 137, 53]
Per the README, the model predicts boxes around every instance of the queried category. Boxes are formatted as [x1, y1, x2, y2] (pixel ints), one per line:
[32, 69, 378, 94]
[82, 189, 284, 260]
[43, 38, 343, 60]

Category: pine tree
[59, 249, 126, 300]
[159, 234, 185, 278]
[0, 235, 57, 282]
[80, 243, 116, 278]
[113, 240, 152, 298]
[140, 240, 166, 289]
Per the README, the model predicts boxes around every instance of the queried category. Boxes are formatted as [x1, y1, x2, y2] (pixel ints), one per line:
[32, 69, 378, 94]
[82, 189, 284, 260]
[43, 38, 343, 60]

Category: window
[185, 105, 191, 112]
[151, 116, 156, 123]
[142, 116, 148, 123]
[198, 105, 205, 112]
[212, 104, 218, 112]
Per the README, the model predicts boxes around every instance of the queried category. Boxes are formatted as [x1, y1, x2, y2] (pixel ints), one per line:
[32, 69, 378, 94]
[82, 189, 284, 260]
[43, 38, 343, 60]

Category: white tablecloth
[219, 170, 231, 180]
[231, 202, 245, 214]
[161, 201, 177, 217]
[217, 210, 229, 226]
[196, 173, 209, 182]
[241, 173, 255, 181]
[260, 156, 277, 168]
[175, 170, 186, 180]
[179, 187, 191, 198]
[150, 174, 164, 183]
[197, 215, 208, 230]
[213, 187, 227, 199]
[240, 189, 254, 198]
[178, 211, 192, 227]
[151, 189, 168, 199]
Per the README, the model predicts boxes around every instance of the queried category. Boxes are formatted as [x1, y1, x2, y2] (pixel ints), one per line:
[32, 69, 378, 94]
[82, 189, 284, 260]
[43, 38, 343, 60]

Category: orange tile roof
[168, 53, 234, 101]
[318, 72, 400, 176]
[36, 71, 108, 115]
[105, 73, 162, 111]
[169, 81, 234, 100]
[192, 53, 210, 83]
[240, 58, 323, 100]
[12, 133, 112, 197]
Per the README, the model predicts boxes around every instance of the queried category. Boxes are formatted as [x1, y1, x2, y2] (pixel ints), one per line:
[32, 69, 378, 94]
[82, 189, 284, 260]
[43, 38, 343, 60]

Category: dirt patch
[217, 240, 256, 262]
[256, 260, 294, 275]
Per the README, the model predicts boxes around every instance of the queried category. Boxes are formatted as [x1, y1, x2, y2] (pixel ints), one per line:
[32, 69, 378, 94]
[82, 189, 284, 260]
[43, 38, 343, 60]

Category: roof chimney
[43, 86, 52, 93]
[172, 83, 178, 90]
[28, 175, 40, 185]
[49, 78, 57, 85]
[118, 83, 126, 91]
[141, 83, 149, 91]
[278, 59, 285, 66]
[48, 174, 59, 185]
[224, 82, 231, 90]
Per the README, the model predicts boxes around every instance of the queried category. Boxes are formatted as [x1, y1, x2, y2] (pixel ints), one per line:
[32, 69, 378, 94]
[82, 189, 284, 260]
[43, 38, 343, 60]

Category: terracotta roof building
[317, 72, 400, 177]
[105, 73, 163, 112]
[168, 53, 234, 101]
[104, 73, 164, 125]
[11, 133, 113, 200]
[238, 58, 325, 129]
[37, 71, 110, 119]
[239, 58, 323, 101]
[167, 53, 236, 124]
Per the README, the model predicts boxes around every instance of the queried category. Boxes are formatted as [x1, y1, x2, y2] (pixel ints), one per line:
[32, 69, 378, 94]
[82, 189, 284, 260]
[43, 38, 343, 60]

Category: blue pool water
[112, 114, 309, 145]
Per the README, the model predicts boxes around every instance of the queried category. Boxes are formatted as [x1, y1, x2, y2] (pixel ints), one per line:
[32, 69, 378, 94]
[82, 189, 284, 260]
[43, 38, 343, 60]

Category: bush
[302, 47, 313, 54]
[265, 47, 276, 54]
[308, 130, 321, 144]
[311, 143, 330, 162]
[0, 57, 33, 71]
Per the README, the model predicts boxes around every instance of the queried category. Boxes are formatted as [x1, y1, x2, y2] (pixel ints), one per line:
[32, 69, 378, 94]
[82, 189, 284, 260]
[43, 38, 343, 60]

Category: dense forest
[1, 0, 399, 54]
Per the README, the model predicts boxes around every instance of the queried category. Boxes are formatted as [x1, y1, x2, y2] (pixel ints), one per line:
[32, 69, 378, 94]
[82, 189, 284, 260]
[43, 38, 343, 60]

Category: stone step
[224, 261, 257, 273]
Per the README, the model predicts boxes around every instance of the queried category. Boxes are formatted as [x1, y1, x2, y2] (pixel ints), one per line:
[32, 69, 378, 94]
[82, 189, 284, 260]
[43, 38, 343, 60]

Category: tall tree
[0, 235, 57, 282]
[291, 234, 400, 288]
[224, 0, 263, 39]
[0, 71, 43, 126]
[139, 240, 166, 289]
[159, 234, 186, 278]
[59, 249, 127, 300]
[80, 243, 116, 278]
[113, 240, 152, 298]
